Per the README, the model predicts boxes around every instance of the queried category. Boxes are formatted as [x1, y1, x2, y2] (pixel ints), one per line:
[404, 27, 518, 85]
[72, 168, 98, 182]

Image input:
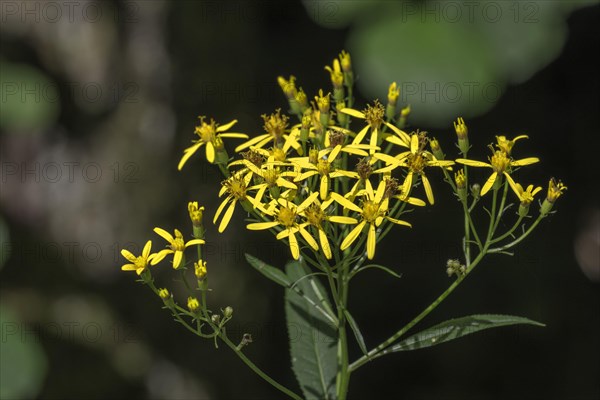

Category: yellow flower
[300, 194, 358, 259]
[121, 240, 155, 275]
[247, 197, 320, 260]
[178, 117, 248, 170]
[509, 182, 542, 206]
[214, 172, 256, 232]
[374, 132, 454, 204]
[151, 228, 205, 269]
[338, 181, 411, 260]
[243, 162, 298, 203]
[456, 148, 539, 196]
[495, 135, 528, 155]
[235, 110, 302, 154]
[341, 101, 410, 154]
[292, 145, 359, 200]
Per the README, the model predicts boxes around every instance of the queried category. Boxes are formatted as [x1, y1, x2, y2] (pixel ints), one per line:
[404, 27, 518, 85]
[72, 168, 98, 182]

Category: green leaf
[285, 261, 337, 400]
[390, 314, 544, 353]
[245, 253, 292, 287]
[344, 309, 368, 356]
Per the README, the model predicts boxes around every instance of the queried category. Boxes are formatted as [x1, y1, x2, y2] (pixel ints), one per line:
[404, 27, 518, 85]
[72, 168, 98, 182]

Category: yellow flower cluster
[136, 50, 566, 267]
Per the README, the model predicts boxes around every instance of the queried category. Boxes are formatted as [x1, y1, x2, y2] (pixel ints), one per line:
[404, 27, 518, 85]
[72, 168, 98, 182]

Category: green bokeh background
[1, 1, 598, 399]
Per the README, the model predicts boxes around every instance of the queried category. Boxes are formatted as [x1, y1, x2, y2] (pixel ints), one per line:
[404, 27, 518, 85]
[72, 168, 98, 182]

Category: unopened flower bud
[540, 178, 567, 216]
[188, 202, 205, 227]
[223, 306, 233, 319]
[398, 105, 411, 129]
[339, 50, 353, 87]
[429, 138, 445, 160]
[471, 183, 481, 199]
[277, 76, 297, 100]
[309, 147, 319, 165]
[325, 59, 344, 90]
[454, 117, 469, 155]
[195, 260, 207, 280]
[159, 288, 171, 301]
[187, 297, 200, 313]
[455, 169, 467, 202]
[386, 82, 400, 120]
[294, 88, 308, 112]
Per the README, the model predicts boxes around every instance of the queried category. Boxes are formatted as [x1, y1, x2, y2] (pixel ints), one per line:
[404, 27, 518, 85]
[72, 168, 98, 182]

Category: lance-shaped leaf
[389, 314, 545, 352]
[246, 253, 337, 325]
[285, 261, 337, 400]
[245, 253, 292, 287]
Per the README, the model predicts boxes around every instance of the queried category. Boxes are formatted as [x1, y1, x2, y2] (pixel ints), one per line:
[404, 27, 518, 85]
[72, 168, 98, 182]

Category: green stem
[349, 249, 488, 372]
[488, 215, 544, 253]
[491, 215, 523, 244]
[218, 332, 304, 400]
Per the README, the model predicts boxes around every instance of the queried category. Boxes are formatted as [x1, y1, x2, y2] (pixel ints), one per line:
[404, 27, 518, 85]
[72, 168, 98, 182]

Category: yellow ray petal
[385, 216, 412, 227]
[320, 175, 329, 200]
[367, 223, 376, 260]
[288, 231, 300, 260]
[205, 142, 216, 163]
[341, 221, 366, 251]
[172, 251, 183, 269]
[352, 125, 370, 145]
[218, 199, 237, 233]
[298, 191, 319, 212]
[154, 228, 174, 243]
[480, 172, 498, 196]
[328, 216, 358, 224]
[340, 108, 365, 119]
[298, 226, 319, 250]
[213, 197, 231, 223]
[234, 134, 269, 152]
[330, 192, 362, 213]
[151, 249, 172, 265]
[220, 133, 249, 138]
[120, 249, 137, 263]
[410, 134, 419, 154]
[247, 221, 279, 230]
[178, 141, 204, 171]
[511, 157, 539, 167]
[422, 174, 434, 205]
[318, 229, 332, 259]
[504, 173, 521, 198]
[216, 119, 238, 132]
[455, 159, 490, 168]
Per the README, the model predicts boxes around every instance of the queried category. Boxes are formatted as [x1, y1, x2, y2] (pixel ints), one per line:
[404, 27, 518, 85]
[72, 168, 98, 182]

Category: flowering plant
[121, 51, 566, 399]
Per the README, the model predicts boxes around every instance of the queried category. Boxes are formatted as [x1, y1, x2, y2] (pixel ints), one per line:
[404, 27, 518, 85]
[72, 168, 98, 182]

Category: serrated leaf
[245, 253, 292, 287]
[344, 309, 368, 356]
[285, 261, 337, 400]
[390, 314, 544, 352]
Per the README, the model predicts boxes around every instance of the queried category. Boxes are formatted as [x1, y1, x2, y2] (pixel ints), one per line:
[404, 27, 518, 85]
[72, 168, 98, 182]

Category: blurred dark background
[1, 1, 598, 399]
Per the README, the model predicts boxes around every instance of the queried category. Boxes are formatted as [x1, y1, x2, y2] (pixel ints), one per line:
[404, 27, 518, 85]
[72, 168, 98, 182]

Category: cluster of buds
[446, 259, 467, 278]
